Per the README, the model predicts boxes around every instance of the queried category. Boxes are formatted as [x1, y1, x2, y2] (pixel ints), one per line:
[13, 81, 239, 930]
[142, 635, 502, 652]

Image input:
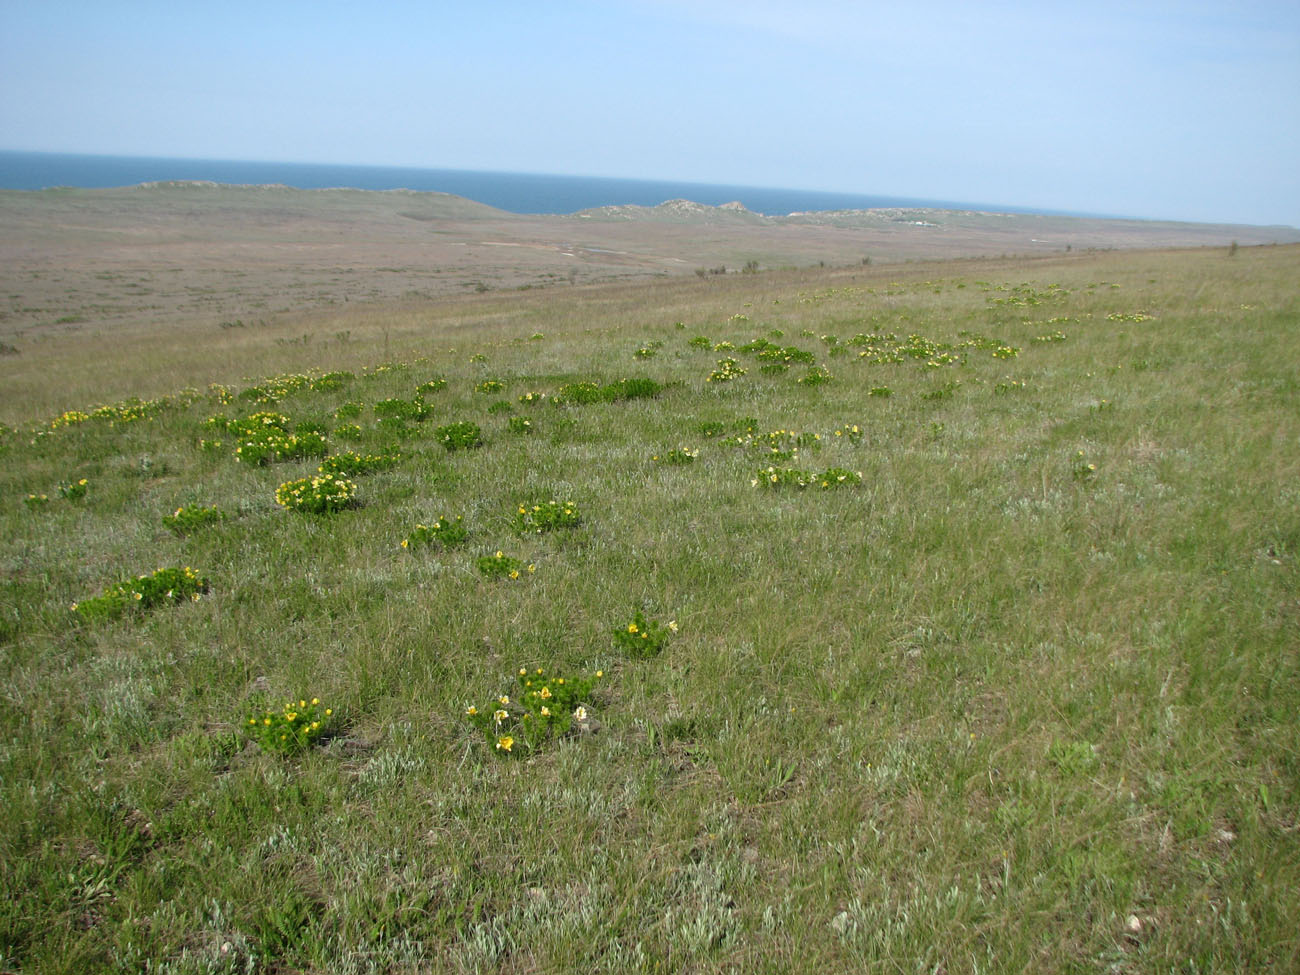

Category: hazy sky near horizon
[2, 0, 1298, 226]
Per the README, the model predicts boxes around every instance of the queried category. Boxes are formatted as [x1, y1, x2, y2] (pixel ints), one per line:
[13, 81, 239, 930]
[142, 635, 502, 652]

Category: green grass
[1, 247, 1298, 973]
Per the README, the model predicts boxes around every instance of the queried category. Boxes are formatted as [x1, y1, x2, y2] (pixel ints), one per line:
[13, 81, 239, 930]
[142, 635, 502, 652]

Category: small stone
[1125, 914, 1142, 935]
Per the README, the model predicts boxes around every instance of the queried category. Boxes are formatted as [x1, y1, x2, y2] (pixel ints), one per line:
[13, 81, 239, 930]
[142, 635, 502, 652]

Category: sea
[0, 149, 1059, 218]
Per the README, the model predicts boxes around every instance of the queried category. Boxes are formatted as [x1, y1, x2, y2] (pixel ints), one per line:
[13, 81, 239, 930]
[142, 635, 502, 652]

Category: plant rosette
[465, 667, 602, 757]
[247, 697, 334, 754]
[512, 500, 580, 534]
[613, 610, 677, 658]
[73, 566, 207, 622]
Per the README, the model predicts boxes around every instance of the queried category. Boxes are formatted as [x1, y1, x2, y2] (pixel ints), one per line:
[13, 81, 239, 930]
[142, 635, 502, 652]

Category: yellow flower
[540, 686, 552, 699]
[509, 569, 520, 579]
[401, 539, 409, 549]
[325, 708, 332, 716]
[540, 706, 552, 717]
[311, 698, 319, 705]
[493, 709, 508, 723]
[519, 668, 528, 676]
[495, 550, 503, 558]
[466, 705, 478, 716]
[667, 621, 678, 633]
[595, 670, 603, 678]
[628, 622, 638, 634]
[498, 695, 509, 705]
[573, 706, 588, 721]
[527, 564, 535, 573]
[496, 735, 514, 752]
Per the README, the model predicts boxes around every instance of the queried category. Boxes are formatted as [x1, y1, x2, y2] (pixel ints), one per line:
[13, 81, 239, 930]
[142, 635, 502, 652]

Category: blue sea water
[0, 150, 1055, 217]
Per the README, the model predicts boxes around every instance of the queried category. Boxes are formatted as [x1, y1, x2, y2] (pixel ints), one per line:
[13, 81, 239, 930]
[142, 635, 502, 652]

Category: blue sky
[2, 0, 1297, 226]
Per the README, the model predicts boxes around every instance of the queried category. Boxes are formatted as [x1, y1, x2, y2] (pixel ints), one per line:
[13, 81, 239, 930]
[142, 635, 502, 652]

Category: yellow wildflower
[496, 735, 514, 752]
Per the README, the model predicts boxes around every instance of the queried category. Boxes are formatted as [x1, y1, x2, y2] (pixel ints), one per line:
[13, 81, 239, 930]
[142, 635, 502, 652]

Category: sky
[2, 0, 1298, 226]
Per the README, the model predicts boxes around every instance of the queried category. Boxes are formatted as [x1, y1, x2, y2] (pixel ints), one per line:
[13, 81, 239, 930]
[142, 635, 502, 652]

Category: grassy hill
[1, 244, 1297, 973]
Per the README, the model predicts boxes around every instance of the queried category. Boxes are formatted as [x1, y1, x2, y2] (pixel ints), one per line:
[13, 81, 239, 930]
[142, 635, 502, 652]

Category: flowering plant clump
[373, 397, 429, 422]
[653, 447, 699, 465]
[72, 566, 207, 622]
[334, 401, 364, 419]
[58, 478, 89, 501]
[486, 400, 514, 416]
[1071, 451, 1097, 481]
[317, 450, 400, 478]
[613, 610, 677, 658]
[831, 423, 864, 444]
[435, 421, 483, 451]
[247, 697, 333, 754]
[726, 428, 821, 462]
[507, 416, 534, 435]
[474, 379, 507, 395]
[333, 423, 363, 441]
[477, 551, 535, 580]
[555, 378, 663, 405]
[752, 466, 863, 490]
[465, 667, 602, 758]
[518, 391, 547, 406]
[707, 358, 746, 383]
[162, 503, 224, 535]
[797, 366, 833, 386]
[274, 472, 358, 513]
[688, 335, 713, 350]
[228, 412, 329, 465]
[401, 516, 468, 550]
[513, 500, 580, 534]
[24, 493, 50, 509]
[416, 378, 447, 396]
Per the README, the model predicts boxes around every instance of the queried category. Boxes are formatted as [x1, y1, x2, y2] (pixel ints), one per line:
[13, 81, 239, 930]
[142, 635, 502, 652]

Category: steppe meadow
[1, 241, 1297, 973]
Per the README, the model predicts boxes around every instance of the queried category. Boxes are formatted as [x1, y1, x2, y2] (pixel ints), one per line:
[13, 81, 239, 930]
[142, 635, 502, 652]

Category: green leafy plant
[435, 421, 483, 451]
[72, 566, 207, 622]
[613, 609, 676, 658]
[751, 466, 862, 489]
[513, 500, 581, 534]
[706, 358, 746, 383]
[474, 379, 507, 395]
[246, 697, 334, 754]
[477, 550, 534, 580]
[274, 472, 357, 513]
[465, 667, 601, 757]
[162, 503, 223, 535]
[317, 450, 400, 477]
[401, 516, 468, 550]
[507, 415, 534, 434]
[1072, 450, 1097, 481]
[653, 447, 699, 465]
[58, 478, 89, 501]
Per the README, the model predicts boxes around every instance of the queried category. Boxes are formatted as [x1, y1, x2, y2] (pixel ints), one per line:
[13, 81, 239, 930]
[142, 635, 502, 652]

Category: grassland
[0, 240, 1297, 973]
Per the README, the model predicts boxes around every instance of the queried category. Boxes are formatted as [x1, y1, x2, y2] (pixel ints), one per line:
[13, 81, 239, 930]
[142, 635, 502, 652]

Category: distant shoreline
[0, 149, 1118, 221]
